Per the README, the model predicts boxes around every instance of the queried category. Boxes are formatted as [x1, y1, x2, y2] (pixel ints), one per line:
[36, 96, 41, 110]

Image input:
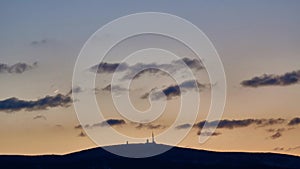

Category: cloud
[124, 68, 167, 80]
[0, 93, 72, 112]
[270, 132, 282, 139]
[179, 80, 207, 90]
[124, 58, 203, 80]
[287, 146, 300, 151]
[0, 62, 37, 74]
[266, 128, 285, 133]
[266, 128, 285, 140]
[55, 124, 64, 128]
[175, 123, 192, 130]
[241, 70, 300, 87]
[197, 131, 221, 136]
[90, 57, 203, 78]
[195, 118, 285, 129]
[288, 117, 300, 126]
[162, 80, 206, 99]
[75, 124, 90, 129]
[161, 85, 181, 99]
[30, 39, 49, 46]
[33, 115, 47, 120]
[78, 131, 86, 137]
[194, 118, 287, 138]
[92, 119, 126, 127]
[68, 86, 83, 95]
[274, 147, 285, 151]
[275, 146, 300, 152]
[90, 62, 128, 74]
[141, 80, 206, 100]
[173, 57, 203, 70]
[102, 84, 127, 92]
[74, 124, 83, 129]
[135, 123, 166, 130]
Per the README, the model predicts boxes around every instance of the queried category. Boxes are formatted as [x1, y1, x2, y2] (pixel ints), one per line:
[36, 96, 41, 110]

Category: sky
[0, 0, 300, 156]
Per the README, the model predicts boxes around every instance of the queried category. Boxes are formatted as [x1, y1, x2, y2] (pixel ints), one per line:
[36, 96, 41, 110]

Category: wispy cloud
[241, 70, 300, 87]
[101, 84, 127, 92]
[197, 131, 221, 136]
[33, 115, 47, 120]
[30, 39, 50, 46]
[195, 118, 285, 129]
[91, 119, 126, 128]
[68, 86, 83, 95]
[173, 57, 203, 70]
[141, 80, 207, 100]
[286, 146, 300, 151]
[0, 62, 37, 74]
[266, 128, 286, 140]
[270, 131, 282, 139]
[135, 123, 166, 130]
[90, 57, 203, 79]
[122, 57, 203, 80]
[0, 93, 72, 112]
[90, 62, 128, 74]
[274, 146, 300, 152]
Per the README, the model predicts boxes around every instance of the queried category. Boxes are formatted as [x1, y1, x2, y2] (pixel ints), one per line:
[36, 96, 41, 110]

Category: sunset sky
[1, 0, 300, 156]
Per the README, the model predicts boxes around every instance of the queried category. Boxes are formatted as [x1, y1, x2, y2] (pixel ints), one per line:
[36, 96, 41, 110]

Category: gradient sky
[0, 0, 300, 156]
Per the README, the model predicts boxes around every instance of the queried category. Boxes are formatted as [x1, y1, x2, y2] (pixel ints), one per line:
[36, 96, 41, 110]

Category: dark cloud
[90, 62, 128, 74]
[161, 85, 181, 99]
[197, 131, 221, 136]
[33, 115, 47, 120]
[162, 80, 206, 99]
[175, 123, 192, 130]
[288, 117, 300, 126]
[195, 118, 285, 129]
[194, 118, 286, 139]
[0, 93, 72, 112]
[257, 118, 286, 127]
[0, 62, 37, 74]
[92, 119, 126, 127]
[135, 123, 166, 130]
[241, 70, 300, 87]
[141, 80, 206, 100]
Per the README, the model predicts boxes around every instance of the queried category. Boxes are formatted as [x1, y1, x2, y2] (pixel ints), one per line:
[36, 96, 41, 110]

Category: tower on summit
[152, 132, 156, 144]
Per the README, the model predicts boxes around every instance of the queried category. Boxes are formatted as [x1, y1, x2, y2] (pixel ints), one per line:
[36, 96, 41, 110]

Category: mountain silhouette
[0, 144, 300, 169]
